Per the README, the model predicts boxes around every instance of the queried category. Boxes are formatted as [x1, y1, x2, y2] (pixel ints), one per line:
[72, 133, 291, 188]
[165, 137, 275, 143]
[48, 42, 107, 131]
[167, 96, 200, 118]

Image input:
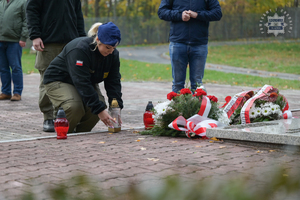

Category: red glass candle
[54, 107, 69, 139]
[143, 101, 155, 130]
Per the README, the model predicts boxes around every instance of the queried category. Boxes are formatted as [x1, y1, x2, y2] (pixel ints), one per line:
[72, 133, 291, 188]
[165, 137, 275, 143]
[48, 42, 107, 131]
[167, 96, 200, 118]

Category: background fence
[25, 8, 299, 47]
[84, 7, 300, 45]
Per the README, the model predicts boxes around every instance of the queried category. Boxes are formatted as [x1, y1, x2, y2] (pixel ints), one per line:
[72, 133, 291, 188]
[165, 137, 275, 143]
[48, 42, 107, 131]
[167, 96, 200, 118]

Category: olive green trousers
[35, 43, 66, 120]
[45, 81, 106, 133]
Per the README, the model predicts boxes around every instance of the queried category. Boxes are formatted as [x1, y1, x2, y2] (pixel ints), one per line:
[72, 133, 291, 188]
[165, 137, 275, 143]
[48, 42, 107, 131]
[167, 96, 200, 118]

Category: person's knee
[61, 101, 85, 130]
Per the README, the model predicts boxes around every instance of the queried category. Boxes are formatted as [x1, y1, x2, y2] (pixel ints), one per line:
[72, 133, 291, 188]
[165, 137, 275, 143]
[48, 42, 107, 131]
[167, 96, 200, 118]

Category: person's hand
[33, 38, 44, 51]
[182, 11, 190, 21]
[187, 10, 198, 18]
[19, 41, 26, 47]
[98, 110, 116, 128]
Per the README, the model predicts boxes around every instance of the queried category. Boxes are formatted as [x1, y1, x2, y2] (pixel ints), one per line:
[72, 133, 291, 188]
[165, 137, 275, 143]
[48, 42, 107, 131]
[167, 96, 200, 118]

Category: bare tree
[95, 0, 100, 18]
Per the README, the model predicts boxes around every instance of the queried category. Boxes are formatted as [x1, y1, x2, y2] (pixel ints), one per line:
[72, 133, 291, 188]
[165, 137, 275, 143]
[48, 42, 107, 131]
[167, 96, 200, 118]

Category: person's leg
[75, 84, 106, 132]
[188, 44, 208, 91]
[6, 42, 23, 97]
[45, 81, 86, 133]
[0, 42, 12, 98]
[35, 44, 66, 121]
[169, 42, 188, 93]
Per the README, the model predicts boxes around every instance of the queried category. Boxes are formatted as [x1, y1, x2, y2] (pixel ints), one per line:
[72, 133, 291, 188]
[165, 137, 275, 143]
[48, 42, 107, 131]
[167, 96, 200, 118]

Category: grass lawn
[21, 41, 300, 90]
[207, 41, 300, 74]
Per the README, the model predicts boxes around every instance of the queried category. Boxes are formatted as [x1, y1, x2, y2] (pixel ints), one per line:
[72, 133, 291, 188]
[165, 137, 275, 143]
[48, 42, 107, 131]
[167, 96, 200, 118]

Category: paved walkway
[1, 74, 300, 199]
[0, 43, 300, 199]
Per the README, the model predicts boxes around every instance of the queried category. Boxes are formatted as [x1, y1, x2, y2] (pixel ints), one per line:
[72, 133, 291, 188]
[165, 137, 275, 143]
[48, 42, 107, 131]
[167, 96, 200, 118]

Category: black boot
[43, 119, 55, 132]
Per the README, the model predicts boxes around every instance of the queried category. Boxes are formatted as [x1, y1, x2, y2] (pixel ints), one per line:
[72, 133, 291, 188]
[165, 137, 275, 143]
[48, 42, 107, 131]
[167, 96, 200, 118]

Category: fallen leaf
[99, 141, 105, 144]
[172, 141, 178, 143]
[147, 158, 159, 162]
[210, 137, 220, 141]
[256, 150, 261, 153]
[269, 150, 276, 152]
[283, 174, 289, 177]
[135, 140, 141, 142]
[219, 146, 226, 148]
[141, 147, 146, 150]
[133, 130, 140, 133]
[209, 141, 214, 143]
[108, 132, 113, 134]
[195, 146, 202, 148]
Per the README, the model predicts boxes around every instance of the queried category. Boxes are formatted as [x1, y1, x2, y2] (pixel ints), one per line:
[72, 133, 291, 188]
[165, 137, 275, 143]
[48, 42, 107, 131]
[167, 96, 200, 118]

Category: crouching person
[43, 22, 123, 133]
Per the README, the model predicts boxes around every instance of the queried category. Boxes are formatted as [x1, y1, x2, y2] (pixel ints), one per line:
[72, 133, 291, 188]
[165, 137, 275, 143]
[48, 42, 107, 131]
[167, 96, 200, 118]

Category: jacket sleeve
[104, 51, 123, 110]
[26, 0, 43, 40]
[75, 0, 86, 37]
[157, 0, 182, 22]
[21, 0, 29, 42]
[66, 49, 106, 115]
[196, 0, 222, 22]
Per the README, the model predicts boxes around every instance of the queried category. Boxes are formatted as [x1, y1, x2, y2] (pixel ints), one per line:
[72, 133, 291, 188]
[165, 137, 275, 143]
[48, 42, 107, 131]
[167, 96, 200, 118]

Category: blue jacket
[158, 0, 222, 45]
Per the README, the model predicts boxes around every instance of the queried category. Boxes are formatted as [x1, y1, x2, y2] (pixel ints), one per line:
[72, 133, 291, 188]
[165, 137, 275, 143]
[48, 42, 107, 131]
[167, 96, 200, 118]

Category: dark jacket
[43, 37, 123, 115]
[0, 0, 28, 42]
[158, 0, 222, 45]
[26, 0, 86, 44]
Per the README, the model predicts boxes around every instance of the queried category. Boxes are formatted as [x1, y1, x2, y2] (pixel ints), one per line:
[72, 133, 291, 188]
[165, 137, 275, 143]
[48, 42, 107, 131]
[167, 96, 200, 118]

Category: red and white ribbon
[168, 114, 220, 138]
[241, 85, 274, 124]
[223, 89, 255, 118]
[283, 110, 292, 119]
[197, 96, 211, 117]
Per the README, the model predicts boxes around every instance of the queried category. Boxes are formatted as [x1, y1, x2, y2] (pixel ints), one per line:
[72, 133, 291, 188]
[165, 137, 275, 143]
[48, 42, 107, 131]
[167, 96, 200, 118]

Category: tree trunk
[83, 0, 88, 17]
[295, 0, 299, 7]
[95, 0, 100, 18]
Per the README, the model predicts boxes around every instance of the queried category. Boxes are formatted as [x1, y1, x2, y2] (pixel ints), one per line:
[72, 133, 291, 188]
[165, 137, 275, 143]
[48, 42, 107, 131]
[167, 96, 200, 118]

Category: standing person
[158, 0, 222, 93]
[0, 0, 28, 101]
[26, 0, 86, 132]
[43, 22, 123, 133]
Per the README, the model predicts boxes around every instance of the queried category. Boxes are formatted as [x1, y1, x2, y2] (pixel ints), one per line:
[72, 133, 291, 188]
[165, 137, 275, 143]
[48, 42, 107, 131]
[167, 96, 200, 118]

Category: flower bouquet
[220, 85, 292, 125]
[140, 88, 224, 138]
[141, 85, 292, 139]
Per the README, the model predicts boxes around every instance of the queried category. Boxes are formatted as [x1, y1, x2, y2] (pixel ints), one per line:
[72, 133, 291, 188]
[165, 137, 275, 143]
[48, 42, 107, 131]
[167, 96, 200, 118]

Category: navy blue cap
[97, 22, 121, 47]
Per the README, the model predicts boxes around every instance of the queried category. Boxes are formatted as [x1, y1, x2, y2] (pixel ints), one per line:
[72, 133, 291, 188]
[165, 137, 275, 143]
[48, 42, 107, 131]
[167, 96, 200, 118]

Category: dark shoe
[0, 93, 12, 100]
[10, 94, 21, 101]
[43, 119, 55, 132]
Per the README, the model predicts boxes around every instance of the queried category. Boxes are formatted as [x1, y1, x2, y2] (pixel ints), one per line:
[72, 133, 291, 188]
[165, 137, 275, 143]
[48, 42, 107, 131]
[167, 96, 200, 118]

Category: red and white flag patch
[76, 60, 83, 66]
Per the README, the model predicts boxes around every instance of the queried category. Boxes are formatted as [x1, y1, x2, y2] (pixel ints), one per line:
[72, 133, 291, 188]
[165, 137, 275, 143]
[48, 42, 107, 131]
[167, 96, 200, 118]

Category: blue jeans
[169, 42, 208, 93]
[0, 42, 23, 95]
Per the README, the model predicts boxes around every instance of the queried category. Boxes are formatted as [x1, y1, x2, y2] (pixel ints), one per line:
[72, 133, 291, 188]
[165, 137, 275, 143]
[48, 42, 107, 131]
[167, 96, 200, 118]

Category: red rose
[167, 92, 178, 100]
[180, 88, 192, 95]
[207, 95, 218, 103]
[193, 88, 207, 97]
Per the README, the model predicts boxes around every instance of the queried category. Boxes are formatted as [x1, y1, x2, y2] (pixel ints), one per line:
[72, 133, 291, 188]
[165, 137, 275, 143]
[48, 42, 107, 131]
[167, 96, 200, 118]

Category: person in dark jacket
[0, 0, 28, 101]
[158, 0, 222, 93]
[26, 0, 86, 132]
[43, 22, 123, 133]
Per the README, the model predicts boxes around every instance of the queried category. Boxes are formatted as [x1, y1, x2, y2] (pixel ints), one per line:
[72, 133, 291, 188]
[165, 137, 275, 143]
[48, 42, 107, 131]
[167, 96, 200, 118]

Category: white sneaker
[199, 85, 207, 93]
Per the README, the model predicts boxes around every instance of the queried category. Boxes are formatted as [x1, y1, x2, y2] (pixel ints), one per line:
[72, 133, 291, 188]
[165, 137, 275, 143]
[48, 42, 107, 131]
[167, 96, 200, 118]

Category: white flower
[262, 102, 272, 107]
[249, 109, 257, 118]
[153, 101, 171, 120]
[270, 104, 278, 114]
[262, 107, 271, 116]
[218, 111, 230, 126]
[255, 107, 262, 116]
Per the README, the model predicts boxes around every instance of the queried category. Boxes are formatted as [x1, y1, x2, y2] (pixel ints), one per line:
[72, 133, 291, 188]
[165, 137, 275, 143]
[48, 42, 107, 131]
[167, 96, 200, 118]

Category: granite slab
[206, 118, 300, 146]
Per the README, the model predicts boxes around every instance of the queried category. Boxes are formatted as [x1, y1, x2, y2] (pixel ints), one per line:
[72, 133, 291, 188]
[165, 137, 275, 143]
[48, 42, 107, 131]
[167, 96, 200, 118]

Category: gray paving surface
[0, 44, 300, 199]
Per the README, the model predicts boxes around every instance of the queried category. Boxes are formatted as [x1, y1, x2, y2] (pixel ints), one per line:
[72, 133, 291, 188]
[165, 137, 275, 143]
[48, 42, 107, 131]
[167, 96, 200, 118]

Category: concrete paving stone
[0, 66, 300, 199]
